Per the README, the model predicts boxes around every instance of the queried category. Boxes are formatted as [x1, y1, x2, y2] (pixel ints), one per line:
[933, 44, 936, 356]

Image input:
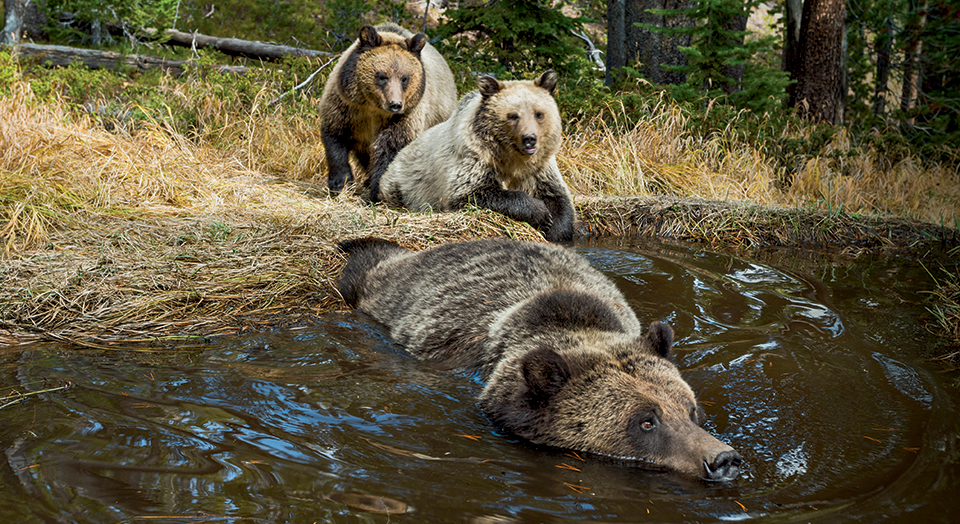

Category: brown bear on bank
[336, 237, 742, 481]
[319, 23, 457, 198]
[377, 71, 575, 242]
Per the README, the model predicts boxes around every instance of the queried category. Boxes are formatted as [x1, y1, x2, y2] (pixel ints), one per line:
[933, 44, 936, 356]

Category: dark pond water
[2, 238, 959, 523]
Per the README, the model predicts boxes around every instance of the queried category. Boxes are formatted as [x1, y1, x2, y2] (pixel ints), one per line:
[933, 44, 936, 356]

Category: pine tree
[436, 0, 588, 77]
[41, 0, 179, 45]
[643, 0, 790, 112]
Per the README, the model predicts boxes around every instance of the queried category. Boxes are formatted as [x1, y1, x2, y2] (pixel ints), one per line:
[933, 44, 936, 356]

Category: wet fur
[319, 23, 457, 198]
[336, 237, 741, 480]
[377, 71, 575, 242]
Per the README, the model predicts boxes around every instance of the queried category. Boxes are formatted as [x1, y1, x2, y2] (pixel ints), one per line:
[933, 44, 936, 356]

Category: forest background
[0, 0, 957, 362]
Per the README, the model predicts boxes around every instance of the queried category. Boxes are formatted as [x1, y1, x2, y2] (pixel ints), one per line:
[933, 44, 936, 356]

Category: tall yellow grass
[1, 78, 958, 259]
[0, 78, 957, 347]
[561, 97, 960, 227]
[0, 80, 331, 255]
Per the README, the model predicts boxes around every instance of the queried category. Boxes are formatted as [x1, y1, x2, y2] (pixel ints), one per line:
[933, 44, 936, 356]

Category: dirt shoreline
[0, 195, 956, 349]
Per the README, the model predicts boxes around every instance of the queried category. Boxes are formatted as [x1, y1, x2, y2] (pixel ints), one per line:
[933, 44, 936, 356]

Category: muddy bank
[0, 195, 956, 348]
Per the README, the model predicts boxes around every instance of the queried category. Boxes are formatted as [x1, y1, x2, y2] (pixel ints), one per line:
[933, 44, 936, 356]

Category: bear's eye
[639, 418, 656, 432]
[535, 111, 544, 119]
[507, 113, 520, 121]
[401, 75, 409, 89]
[375, 72, 388, 86]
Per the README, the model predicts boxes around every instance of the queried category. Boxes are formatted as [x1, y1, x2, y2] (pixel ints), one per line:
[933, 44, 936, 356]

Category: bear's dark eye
[628, 411, 660, 437]
[535, 111, 544, 119]
[376, 72, 388, 87]
[507, 113, 519, 121]
[401, 75, 409, 89]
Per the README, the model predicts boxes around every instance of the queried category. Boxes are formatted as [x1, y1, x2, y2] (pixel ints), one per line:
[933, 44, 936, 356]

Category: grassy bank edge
[1, 195, 956, 365]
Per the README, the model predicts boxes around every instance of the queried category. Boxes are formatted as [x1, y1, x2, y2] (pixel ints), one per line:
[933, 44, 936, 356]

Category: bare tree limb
[2, 0, 25, 45]
[12, 43, 249, 75]
[161, 29, 330, 61]
[268, 55, 337, 106]
[571, 29, 605, 71]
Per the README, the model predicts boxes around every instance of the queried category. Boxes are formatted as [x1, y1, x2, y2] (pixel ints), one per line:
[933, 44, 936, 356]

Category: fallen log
[161, 29, 331, 61]
[13, 43, 249, 75]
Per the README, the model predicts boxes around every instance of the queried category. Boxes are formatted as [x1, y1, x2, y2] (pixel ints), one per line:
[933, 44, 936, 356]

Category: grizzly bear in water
[318, 23, 457, 198]
[336, 237, 742, 481]
[377, 71, 575, 242]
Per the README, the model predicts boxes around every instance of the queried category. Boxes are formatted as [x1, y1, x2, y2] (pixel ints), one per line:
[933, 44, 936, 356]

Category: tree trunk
[873, 17, 892, 117]
[916, 2, 956, 133]
[627, 0, 692, 85]
[2, 0, 24, 45]
[606, 0, 626, 85]
[899, 2, 927, 120]
[783, 0, 803, 105]
[719, 3, 748, 95]
[21, 0, 42, 39]
[792, 0, 846, 123]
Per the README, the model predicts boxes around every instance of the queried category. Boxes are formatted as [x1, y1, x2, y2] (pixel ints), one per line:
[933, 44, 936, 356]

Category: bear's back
[351, 239, 641, 372]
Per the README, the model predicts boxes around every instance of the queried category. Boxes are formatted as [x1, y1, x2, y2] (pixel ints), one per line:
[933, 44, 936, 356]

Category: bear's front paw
[528, 199, 553, 229]
[544, 221, 573, 243]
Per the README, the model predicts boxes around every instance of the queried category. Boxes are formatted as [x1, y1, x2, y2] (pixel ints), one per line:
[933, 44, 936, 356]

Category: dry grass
[924, 265, 960, 365]
[0, 82, 543, 346]
[0, 78, 957, 349]
[561, 98, 960, 228]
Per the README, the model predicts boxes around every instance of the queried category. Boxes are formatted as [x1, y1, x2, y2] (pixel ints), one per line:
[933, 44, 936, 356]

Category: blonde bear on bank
[377, 71, 575, 242]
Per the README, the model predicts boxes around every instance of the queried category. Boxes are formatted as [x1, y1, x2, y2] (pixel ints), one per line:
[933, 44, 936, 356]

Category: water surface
[2, 238, 958, 523]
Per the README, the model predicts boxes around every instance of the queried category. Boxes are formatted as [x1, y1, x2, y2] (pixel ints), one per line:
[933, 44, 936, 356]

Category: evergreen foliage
[843, 0, 960, 160]
[9, 0, 959, 167]
[912, 1, 960, 150]
[42, 0, 179, 44]
[435, 0, 590, 77]
[641, 0, 791, 113]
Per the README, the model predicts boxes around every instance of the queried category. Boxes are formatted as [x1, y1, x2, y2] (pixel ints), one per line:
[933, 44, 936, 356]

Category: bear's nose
[388, 101, 403, 113]
[704, 450, 742, 482]
[522, 134, 537, 150]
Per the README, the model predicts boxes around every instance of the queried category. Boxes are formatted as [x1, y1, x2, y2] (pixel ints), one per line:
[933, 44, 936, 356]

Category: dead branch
[269, 55, 338, 106]
[161, 29, 331, 61]
[571, 30, 605, 71]
[12, 43, 249, 75]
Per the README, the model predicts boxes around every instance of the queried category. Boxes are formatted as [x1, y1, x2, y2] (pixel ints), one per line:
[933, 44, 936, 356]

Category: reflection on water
[1, 237, 958, 523]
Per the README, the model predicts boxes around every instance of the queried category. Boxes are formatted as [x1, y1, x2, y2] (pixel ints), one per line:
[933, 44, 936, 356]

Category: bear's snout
[521, 134, 538, 154]
[388, 100, 404, 113]
[704, 449, 742, 482]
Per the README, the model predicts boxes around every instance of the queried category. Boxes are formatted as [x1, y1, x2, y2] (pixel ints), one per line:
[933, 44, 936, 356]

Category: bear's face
[475, 71, 562, 164]
[479, 323, 742, 481]
[353, 25, 427, 116]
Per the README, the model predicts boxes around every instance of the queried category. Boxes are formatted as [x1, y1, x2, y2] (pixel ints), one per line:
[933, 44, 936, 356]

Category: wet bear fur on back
[377, 71, 575, 242]
[336, 237, 742, 481]
[319, 23, 457, 199]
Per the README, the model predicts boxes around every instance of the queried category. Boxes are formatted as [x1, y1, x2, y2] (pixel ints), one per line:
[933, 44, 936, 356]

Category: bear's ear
[358, 25, 381, 48]
[645, 321, 674, 360]
[521, 347, 571, 406]
[406, 33, 427, 55]
[535, 70, 559, 95]
[478, 75, 503, 98]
